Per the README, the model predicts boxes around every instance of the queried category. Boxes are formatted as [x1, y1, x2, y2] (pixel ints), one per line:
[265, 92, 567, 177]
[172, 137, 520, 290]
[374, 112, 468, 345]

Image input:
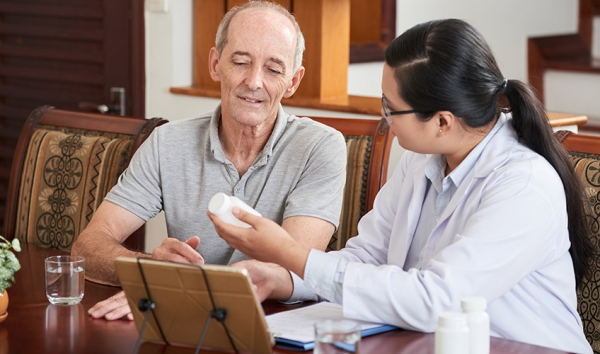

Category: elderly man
[71, 0, 346, 320]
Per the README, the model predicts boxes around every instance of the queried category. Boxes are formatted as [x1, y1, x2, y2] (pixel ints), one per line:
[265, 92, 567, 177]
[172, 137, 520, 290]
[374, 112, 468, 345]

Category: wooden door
[0, 0, 145, 232]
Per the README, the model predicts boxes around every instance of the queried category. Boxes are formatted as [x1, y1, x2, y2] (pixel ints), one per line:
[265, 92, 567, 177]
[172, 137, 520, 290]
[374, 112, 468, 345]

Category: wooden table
[0, 244, 573, 354]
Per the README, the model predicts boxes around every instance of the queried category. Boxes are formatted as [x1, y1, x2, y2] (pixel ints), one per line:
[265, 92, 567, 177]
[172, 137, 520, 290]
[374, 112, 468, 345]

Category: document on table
[265, 302, 397, 351]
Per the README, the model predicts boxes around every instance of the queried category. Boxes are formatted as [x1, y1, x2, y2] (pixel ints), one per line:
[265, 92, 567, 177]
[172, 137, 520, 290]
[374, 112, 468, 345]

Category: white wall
[143, 0, 587, 250]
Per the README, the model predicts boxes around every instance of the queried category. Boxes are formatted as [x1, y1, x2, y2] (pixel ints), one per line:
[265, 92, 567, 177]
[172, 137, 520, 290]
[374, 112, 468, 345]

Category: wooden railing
[528, 0, 600, 103]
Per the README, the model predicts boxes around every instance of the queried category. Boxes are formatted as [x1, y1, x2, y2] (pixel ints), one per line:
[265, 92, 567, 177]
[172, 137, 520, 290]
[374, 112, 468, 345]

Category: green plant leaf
[5, 252, 20, 272]
[0, 235, 21, 292]
[0, 267, 14, 281]
[0, 279, 12, 293]
[11, 239, 21, 252]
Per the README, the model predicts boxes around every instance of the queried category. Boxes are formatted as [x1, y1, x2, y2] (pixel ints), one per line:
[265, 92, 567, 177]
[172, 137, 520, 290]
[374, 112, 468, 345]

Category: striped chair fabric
[555, 130, 600, 352]
[4, 106, 167, 252]
[310, 117, 393, 252]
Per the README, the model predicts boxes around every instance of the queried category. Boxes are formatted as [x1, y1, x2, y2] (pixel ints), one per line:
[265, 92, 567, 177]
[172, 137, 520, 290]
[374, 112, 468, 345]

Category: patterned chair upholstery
[555, 130, 600, 352]
[4, 106, 168, 252]
[311, 117, 393, 251]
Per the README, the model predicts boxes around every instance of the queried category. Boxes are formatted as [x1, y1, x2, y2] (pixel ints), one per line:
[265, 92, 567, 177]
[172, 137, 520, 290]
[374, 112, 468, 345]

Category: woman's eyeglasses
[381, 95, 421, 124]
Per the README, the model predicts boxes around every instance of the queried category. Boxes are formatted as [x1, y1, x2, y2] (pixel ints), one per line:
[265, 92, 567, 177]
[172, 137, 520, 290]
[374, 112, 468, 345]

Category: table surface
[0, 244, 573, 354]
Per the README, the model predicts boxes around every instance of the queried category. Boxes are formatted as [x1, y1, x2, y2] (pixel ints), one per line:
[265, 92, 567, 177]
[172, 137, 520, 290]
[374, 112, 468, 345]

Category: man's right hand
[151, 236, 205, 264]
[91, 236, 204, 320]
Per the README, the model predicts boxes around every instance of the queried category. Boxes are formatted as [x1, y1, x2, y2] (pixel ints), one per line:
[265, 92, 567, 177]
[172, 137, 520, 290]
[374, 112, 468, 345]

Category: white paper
[266, 302, 388, 343]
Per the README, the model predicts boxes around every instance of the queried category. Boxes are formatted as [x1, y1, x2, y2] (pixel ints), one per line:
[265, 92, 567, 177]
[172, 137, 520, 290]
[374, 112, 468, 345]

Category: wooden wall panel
[0, 0, 144, 234]
[350, 0, 381, 43]
[192, 0, 224, 91]
[292, 0, 349, 100]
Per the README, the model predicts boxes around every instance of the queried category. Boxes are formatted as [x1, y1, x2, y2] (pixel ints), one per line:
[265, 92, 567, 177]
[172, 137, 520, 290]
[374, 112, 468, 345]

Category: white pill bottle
[461, 296, 490, 354]
[208, 192, 262, 228]
[435, 312, 470, 354]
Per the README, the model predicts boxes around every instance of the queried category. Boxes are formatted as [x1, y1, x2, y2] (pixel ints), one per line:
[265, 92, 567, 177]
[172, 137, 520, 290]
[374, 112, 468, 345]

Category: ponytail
[504, 80, 594, 286]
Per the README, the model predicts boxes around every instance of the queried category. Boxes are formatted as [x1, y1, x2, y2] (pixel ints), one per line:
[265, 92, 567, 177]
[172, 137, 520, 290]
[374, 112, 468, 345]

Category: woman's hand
[207, 207, 310, 277]
[231, 260, 294, 302]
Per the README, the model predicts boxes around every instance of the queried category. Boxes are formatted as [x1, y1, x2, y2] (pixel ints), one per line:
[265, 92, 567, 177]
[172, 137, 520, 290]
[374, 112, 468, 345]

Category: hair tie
[499, 78, 508, 94]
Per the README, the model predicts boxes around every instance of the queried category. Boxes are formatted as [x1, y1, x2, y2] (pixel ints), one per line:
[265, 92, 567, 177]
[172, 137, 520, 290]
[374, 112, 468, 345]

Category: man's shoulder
[156, 114, 212, 133]
[285, 115, 343, 138]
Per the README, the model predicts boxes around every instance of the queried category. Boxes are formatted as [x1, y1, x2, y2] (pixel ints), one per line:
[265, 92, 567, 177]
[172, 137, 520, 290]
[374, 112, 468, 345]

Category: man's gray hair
[215, 0, 305, 73]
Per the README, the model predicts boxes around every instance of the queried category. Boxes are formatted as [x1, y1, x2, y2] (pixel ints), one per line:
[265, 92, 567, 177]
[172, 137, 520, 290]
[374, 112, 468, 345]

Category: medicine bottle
[208, 193, 262, 228]
[461, 296, 490, 354]
[435, 312, 469, 354]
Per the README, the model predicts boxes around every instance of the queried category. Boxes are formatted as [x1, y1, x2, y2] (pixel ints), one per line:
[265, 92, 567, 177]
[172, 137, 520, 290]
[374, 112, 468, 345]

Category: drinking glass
[45, 255, 85, 305]
[314, 319, 361, 354]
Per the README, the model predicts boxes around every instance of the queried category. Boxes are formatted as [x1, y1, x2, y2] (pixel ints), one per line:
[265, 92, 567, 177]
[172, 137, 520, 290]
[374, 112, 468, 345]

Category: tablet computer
[115, 257, 274, 354]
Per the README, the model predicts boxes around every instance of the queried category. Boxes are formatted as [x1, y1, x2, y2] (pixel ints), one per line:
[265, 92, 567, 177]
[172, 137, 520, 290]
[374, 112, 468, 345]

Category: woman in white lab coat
[208, 19, 593, 353]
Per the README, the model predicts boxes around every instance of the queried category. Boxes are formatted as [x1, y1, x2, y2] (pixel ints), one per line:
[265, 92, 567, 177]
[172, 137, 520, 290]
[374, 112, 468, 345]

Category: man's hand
[90, 236, 204, 321]
[151, 236, 205, 265]
[88, 291, 133, 321]
[231, 260, 294, 302]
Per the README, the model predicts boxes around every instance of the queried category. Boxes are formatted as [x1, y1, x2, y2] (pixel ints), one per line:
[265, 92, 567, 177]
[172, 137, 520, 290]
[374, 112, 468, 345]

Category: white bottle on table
[462, 296, 490, 354]
[435, 312, 470, 354]
[208, 192, 261, 228]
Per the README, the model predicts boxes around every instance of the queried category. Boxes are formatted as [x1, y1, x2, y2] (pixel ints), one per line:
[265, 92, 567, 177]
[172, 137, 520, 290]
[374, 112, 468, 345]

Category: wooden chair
[555, 130, 600, 351]
[3, 106, 168, 252]
[311, 117, 394, 251]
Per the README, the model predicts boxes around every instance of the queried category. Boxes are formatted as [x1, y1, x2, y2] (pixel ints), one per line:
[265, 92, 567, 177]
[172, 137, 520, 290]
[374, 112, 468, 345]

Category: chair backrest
[311, 117, 393, 251]
[4, 106, 168, 252]
[555, 130, 600, 351]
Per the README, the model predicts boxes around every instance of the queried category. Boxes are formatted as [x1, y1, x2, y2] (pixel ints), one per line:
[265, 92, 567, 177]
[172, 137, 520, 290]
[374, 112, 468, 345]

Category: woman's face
[381, 64, 440, 154]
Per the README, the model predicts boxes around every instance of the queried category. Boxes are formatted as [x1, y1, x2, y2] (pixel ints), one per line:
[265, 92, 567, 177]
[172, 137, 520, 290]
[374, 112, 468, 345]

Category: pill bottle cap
[461, 296, 487, 312]
[438, 312, 467, 327]
[208, 193, 230, 215]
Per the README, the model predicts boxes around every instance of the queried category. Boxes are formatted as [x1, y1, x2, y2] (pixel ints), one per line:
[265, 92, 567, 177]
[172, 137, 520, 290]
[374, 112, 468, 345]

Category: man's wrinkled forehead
[225, 8, 296, 58]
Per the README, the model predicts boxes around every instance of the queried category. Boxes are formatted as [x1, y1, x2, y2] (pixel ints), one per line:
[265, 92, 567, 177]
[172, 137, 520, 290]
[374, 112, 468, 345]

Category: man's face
[209, 9, 304, 128]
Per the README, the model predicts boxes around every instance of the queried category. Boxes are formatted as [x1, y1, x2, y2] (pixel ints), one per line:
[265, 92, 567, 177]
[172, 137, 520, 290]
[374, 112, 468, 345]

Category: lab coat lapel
[406, 157, 430, 242]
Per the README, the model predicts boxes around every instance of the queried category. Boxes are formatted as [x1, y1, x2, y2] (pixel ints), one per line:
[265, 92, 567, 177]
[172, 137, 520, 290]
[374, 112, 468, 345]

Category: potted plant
[0, 235, 21, 322]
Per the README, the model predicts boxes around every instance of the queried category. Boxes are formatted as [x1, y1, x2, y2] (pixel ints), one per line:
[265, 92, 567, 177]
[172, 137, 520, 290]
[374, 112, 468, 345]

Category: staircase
[528, 0, 600, 132]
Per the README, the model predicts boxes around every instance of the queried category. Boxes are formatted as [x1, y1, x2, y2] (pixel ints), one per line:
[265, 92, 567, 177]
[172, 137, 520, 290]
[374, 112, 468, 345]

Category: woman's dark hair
[384, 18, 593, 286]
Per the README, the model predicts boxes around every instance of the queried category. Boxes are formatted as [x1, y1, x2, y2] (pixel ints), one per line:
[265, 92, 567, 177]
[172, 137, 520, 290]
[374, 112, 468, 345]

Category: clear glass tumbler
[314, 319, 361, 354]
[45, 255, 85, 305]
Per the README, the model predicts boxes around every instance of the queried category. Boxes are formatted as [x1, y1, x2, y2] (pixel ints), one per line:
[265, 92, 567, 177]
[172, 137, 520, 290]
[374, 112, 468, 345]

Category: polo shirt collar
[209, 104, 290, 167]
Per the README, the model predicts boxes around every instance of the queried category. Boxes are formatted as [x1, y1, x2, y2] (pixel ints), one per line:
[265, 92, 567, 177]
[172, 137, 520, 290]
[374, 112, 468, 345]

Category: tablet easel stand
[131, 258, 240, 354]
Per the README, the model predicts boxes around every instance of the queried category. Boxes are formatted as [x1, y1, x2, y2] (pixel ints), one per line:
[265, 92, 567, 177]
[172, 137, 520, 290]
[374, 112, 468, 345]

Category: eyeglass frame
[381, 95, 425, 124]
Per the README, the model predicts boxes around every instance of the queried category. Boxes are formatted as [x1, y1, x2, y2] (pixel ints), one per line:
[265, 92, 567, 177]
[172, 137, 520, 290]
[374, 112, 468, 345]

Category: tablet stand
[133, 258, 167, 354]
[193, 266, 238, 354]
[131, 258, 239, 354]
[115, 256, 273, 354]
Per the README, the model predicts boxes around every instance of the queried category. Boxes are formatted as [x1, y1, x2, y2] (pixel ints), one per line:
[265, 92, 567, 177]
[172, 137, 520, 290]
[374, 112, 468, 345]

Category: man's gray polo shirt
[105, 105, 347, 264]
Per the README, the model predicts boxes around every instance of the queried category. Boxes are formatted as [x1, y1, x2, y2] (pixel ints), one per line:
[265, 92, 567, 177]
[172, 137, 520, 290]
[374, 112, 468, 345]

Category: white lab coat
[300, 114, 592, 353]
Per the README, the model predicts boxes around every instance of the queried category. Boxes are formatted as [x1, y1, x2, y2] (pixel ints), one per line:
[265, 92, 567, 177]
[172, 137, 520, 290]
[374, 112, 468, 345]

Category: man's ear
[283, 66, 305, 98]
[208, 47, 221, 82]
